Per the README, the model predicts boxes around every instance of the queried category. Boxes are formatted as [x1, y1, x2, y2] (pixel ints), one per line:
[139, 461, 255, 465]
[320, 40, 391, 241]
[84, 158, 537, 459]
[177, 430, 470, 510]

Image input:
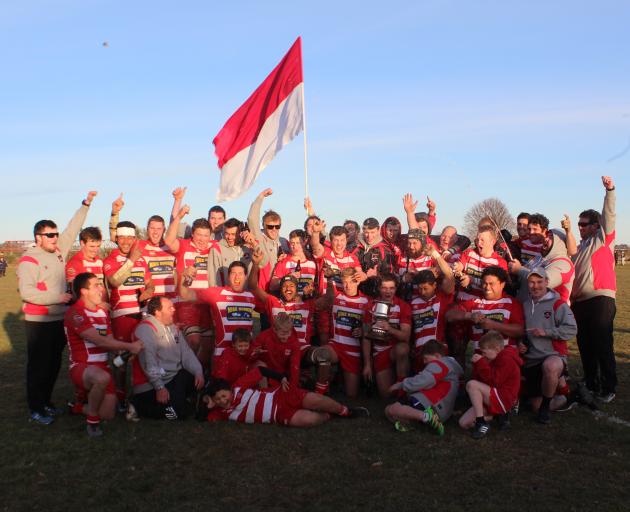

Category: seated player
[385, 340, 463, 435]
[520, 268, 577, 424]
[204, 367, 369, 427]
[269, 229, 318, 298]
[321, 267, 371, 398]
[64, 272, 143, 436]
[212, 329, 255, 385]
[248, 247, 335, 394]
[459, 331, 522, 439]
[132, 296, 204, 420]
[362, 273, 412, 398]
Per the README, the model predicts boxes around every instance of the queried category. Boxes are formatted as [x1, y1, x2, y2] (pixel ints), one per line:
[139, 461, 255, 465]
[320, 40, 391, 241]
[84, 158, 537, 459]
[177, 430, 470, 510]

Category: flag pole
[301, 77, 309, 199]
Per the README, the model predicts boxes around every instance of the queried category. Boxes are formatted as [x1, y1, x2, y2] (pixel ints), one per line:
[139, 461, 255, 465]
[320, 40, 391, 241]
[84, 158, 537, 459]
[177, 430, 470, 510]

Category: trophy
[367, 300, 391, 342]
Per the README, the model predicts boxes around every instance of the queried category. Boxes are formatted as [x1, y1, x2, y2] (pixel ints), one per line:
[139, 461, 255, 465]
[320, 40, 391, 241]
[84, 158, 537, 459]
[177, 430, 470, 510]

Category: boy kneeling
[204, 367, 369, 427]
[459, 330, 522, 439]
[385, 340, 463, 436]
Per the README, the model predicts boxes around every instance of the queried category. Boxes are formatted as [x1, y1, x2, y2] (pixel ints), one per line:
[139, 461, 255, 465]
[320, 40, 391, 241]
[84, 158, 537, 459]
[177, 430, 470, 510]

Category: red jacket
[212, 345, 254, 385]
[251, 328, 301, 387]
[473, 345, 522, 409]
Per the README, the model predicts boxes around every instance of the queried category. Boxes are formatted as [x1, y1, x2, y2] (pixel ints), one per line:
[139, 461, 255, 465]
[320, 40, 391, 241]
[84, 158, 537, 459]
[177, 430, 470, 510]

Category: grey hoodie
[247, 195, 289, 269]
[133, 315, 203, 394]
[402, 356, 463, 421]
[522, 289, 577, 367]
[207, 239, 253, 287]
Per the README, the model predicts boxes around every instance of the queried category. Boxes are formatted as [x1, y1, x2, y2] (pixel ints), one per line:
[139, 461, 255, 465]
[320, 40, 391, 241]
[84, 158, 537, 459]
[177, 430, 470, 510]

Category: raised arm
[164, 204, 190, 254]
[247, 188, 273, 241]
[58, 191, 96, 258]
[169, 187, 187, 224]
[403, 193, 420, 230]
[247, 248, 269, 303]
[601, 176, 616, 236]
[429, 247, 455, 295]
[108, 193, 124, 242]
[561, 214, 578, 257]
[310, 219, 326, 259]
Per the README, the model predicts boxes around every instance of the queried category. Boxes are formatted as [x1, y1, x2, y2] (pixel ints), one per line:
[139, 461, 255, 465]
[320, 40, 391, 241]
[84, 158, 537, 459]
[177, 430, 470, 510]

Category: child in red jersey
[459, 330, 522, 439]
[212, 329, 255, 385]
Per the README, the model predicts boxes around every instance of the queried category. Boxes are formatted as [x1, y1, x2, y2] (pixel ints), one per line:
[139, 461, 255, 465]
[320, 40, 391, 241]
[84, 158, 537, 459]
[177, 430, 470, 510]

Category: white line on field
[590, 409, 630, 428]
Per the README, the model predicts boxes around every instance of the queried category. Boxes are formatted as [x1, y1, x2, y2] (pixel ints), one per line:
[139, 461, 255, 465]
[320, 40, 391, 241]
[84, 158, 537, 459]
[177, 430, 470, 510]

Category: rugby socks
[558, 383, 570, 396]
[475, 416, 485, 426]
[315, 382, 329, 395]
[87, 414, 100, 426]
[540, 395, 552, 412]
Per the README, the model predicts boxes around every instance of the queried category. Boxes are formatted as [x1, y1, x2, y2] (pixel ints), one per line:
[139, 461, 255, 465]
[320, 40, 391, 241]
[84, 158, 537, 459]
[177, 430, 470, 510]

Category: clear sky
[1, 1, 628, 243]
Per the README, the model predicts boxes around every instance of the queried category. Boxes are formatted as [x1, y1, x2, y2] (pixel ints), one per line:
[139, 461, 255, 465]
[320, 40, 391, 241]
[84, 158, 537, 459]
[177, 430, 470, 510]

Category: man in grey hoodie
[132, 296, 204, 420]
[520, 267, 577, 424]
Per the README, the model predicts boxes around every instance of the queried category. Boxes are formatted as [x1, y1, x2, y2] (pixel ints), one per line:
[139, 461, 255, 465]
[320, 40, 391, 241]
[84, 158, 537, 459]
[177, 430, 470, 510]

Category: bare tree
[463, 197, 516, 240]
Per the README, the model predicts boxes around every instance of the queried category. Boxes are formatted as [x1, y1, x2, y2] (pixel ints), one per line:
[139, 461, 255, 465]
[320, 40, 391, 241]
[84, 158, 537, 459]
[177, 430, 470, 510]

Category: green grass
[1, 266, 630, 511]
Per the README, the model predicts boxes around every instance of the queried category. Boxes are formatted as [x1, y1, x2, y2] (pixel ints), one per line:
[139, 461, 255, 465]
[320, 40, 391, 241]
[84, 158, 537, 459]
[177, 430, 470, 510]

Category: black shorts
[522, 358, 568, 398]
[398, 395, 427, 412]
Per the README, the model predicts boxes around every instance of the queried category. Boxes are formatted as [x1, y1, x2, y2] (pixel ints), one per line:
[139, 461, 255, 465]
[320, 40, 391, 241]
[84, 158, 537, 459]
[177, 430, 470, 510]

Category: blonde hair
[478, 330, 504, 351]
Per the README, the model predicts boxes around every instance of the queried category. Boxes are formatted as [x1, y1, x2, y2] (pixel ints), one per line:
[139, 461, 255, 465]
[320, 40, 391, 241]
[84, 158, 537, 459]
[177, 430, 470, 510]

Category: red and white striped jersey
[516, 237, 543, 264]
[456, 294, 524, 349]
[66, 252, 104, 283]
[103, 250, 148, 318]
[331, 290, 370, 350]
[197, 287, 256, 351]
[176, 239, 214, 291]
[272, 257, 318, 297]
[411, 291, 454, 348]
[264, 295, 316, 349]
[317, 247, 361, 294]
[366, 296, 412, 352]
[395, 253, 434, 277]
[140, 241, 177, 299]
[64, 299, 110, 368]
[458, 248, 508, 300]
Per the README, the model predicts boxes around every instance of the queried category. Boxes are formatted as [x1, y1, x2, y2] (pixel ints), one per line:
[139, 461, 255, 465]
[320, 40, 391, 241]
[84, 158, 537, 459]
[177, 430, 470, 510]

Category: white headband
[116, 227, 136, 237]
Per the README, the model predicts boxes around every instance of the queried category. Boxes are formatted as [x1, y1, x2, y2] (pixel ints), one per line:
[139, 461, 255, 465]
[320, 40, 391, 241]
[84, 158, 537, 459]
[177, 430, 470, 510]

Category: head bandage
[116, 227, 136, 237]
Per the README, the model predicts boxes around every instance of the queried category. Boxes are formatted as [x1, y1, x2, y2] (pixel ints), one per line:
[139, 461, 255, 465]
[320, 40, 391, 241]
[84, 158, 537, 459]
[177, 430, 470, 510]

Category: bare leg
[375, 369, 393, 398]
[289, 410, 330, 427]
[301, 391, 345, 414]
[385, 402, 424, 423]
[394, 342, 410, 380]
[344, 372, 360, 398]
[466, 380, 492, 417]
[83, 366, 111, 418]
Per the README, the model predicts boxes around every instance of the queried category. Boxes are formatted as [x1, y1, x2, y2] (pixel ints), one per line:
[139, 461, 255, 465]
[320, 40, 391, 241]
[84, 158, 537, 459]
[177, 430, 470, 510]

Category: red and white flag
[213, 37, 304, 202]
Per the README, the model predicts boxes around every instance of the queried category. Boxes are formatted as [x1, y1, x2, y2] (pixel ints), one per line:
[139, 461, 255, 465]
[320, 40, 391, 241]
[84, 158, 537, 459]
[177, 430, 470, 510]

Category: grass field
[1, 267, 630, 511]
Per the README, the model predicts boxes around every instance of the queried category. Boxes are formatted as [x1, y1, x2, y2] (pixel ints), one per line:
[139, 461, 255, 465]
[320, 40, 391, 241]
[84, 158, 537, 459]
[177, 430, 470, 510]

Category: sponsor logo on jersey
[413, 309, 435, 329]
[148, 260, 174, 274]
[226, 305, 253, 321]
[289, 312, 304, 328]
[194, 255, 208, 270]
[123, 270, 145, 286]
[336, 310, 362, 329]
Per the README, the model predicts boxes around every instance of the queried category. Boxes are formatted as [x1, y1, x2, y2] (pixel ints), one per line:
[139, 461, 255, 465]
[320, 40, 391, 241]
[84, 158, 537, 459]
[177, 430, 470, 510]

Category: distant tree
[463, 198, 516, 240]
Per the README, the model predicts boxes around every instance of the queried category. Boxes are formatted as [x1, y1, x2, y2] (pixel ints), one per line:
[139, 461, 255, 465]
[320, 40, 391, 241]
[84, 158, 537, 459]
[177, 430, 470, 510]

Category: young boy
[459, 330, 522, 439]
[204, 367, 369, 427]
[385, 340, 463, 436]
[212, 328, 255, 385]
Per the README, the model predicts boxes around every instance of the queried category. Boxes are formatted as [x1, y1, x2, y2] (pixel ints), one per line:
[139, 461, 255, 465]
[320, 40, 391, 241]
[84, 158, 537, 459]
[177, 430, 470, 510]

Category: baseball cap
[407, 229, 424, 240]
[279, 275, 299, 287]
[527, 267, 547, 279]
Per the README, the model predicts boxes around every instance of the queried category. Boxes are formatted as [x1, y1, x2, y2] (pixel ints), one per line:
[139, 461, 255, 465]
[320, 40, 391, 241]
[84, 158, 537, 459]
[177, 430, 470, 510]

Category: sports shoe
[86, 423, 103, 438]
[554, 396, 578, 412]
[425, 407, 444, 436]
[394, 420, 413, 432]
[44, 405, 65, 416]
[164, 406, 178, 420]
[576, 382, 598, 410]
[29, 411, 54, 425]
[596, 392, 616, 404]
[511, 399, 520, 416]
[497, 413, 511, 431]
[471, 420, 490, 439]
[535, 408, 551, 425]
[125, 402, 140, 422]
[347, 406, 370, 418]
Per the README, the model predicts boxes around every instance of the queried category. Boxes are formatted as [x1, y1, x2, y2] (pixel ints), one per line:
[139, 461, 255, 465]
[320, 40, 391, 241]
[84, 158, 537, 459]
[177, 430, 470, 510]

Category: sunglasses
[265, 224, 281, 230]
[37, 232, 60, 238]
[577, 222, 594, 227]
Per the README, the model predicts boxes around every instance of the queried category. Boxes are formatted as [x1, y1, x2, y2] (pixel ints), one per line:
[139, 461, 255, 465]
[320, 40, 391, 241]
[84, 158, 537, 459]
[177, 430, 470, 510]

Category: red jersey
[140, 241, 177, 299]
[456, 294, 524, 349]
[252, 328, 301, 386]
[175, 239, 214, 291]
[196, 287, 256, 353]
[395, 253, 434, 277]
[264, 295, 316, 350]
[473, 345, 522, 411]
[515, 237, 543, 264]
[331, 290, 370, 352]
[63, 299, 110, 368]
[458, 248, 508, 300]
[271, 257, 318, 297]
[366, 296, 412, 352]
[317, 247, 361, 294]
[212, 345, 252, 385]
[411, 290, 454, 348]
[103, 250, 148, 318]
[66, 252, 104, 283]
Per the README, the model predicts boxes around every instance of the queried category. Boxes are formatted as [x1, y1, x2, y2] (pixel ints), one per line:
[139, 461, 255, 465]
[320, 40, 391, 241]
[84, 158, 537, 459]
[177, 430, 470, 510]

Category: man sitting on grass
[385, 340, 462, 436]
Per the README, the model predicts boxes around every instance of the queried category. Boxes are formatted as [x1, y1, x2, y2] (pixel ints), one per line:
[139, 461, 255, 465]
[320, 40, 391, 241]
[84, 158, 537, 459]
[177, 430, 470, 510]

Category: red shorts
[488, 387, 508, 416]
[176, 302, 213, 333]
[112, 315, 141, 342]
[70, 363, 115, 395]
[275, 386, 309, 426]
[328, 341, 360, 374]
[373, 347, 394, 373]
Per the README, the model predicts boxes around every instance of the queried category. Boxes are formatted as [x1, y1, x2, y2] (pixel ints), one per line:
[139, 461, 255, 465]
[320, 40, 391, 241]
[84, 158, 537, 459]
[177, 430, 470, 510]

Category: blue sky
[1, 1, 628, 243]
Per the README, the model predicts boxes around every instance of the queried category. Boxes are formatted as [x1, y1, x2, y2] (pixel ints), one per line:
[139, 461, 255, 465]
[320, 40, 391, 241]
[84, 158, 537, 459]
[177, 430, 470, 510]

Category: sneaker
[394, 420, 413, 432]
[86, 423, 103, 438]
[44, 405, 65, 416]
[511, 399, 520, 416]
[117, 400, 129, 414]
[554, 396, 578, 412]
[347, 406, 370, 418]
[425, 407, 445, 436]
[29, 411, 54, 426]
[164, 406, 178, 420]
[576, 382, 598, 410]
[535, 408, 551, 425]
[125, 402, 140, 422]
[497, 413, 511, 431]
[471, 420, 490, 439]
[596, 392, 616, 404]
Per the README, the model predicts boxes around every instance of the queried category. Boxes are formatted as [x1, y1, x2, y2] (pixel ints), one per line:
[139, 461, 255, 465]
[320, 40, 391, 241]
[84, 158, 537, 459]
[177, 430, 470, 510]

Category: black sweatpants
[25, 320, 66, 414]
[572, 296, 617, 394]
[131, 370, 196, 419]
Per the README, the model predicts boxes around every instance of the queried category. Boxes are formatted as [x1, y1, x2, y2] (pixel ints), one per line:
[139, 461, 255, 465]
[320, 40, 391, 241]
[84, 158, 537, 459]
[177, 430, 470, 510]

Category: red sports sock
[337, 405, 350, 417]
[87, 414, 100, 425]
[315, 382, 329, 395]
[558, 383, 570, 396]
[71, 402, 84, 415]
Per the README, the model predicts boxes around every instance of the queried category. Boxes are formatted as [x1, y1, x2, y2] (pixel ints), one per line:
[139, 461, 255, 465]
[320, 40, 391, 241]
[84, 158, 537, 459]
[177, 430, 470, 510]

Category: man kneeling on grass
[459, 330, 522, 439]
[203, 367, 369, 427]
[385, 340, 462, 436]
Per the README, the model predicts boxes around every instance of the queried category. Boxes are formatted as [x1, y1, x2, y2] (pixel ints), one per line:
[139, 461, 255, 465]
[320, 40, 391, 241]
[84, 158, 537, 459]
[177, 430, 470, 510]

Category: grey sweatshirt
[522, 289, 577, 367]
[133, 315, 203, 394]
[247, 195, 289, 269]
[402, 356, 463, 421]
[207, 239, 253, 287]
[17, 204, 89, 321]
